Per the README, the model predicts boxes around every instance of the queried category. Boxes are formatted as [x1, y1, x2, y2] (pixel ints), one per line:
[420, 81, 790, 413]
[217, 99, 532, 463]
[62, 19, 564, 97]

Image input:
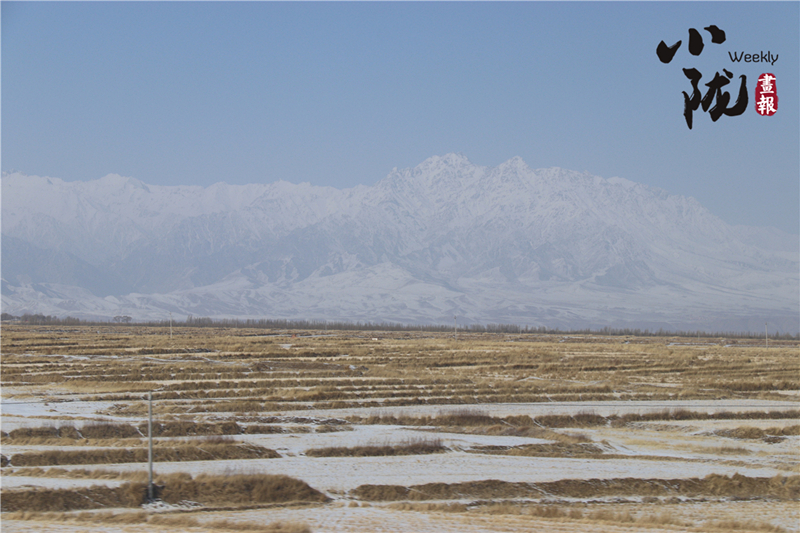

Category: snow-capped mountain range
[2, 153, 798, 333]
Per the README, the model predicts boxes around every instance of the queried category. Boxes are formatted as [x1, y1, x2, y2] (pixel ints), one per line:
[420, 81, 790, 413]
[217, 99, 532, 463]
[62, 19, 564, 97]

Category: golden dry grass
[4, 466, 148, 481]
[7, 442, 280, 467]
[351, 474, 800, 502]
[3, 325, 798, 414]
[717, 425, 800, 440]
[305, 438, 445, 457]
[2, 325, 798, 533]
[1, 473, 328, 512]
[469, 441, 606, 458]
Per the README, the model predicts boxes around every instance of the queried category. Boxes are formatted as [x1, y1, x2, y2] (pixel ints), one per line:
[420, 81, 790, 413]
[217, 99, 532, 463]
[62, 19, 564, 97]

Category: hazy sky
[2, 2, 798, 234]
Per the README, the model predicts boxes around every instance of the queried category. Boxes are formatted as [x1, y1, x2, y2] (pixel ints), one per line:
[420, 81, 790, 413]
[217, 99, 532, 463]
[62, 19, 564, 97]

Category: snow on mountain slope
[2, 154, 797, 332]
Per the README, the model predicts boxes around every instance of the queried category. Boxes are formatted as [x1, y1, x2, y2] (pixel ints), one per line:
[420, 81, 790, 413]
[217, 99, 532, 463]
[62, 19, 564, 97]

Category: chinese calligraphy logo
[657, 25, 748, 129]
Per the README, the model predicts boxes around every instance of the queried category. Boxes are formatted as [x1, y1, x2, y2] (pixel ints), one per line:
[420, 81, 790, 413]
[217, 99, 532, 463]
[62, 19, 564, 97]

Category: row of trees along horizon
[1, 313, 797, 340]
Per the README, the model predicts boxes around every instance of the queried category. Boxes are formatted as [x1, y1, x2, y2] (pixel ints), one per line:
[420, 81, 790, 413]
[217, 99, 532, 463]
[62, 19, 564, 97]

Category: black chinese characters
[657, 25, 747, 129]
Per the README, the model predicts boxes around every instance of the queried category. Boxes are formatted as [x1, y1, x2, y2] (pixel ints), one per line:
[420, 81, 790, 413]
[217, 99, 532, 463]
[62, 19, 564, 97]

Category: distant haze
[2, 154, 798, 334]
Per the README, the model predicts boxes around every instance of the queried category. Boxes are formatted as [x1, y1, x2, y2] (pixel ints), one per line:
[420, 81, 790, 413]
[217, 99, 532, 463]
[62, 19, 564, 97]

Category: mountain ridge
[2, 155, 797, 332]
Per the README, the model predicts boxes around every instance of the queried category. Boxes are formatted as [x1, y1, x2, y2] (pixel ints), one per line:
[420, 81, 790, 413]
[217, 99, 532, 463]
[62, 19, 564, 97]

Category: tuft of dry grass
[306, 438, 445, 457]
[707, 519, 789, 532]
[352, 474, 800, 502]
[145, 420, 244, 437]
[3, 510, 312, 532]
[471, 442, 606, 458]
[387, 502, 469, 513]
[82, 421, 143, 439]
[1, 421, 254, 444]
[1, 482, 147, 512]
[4, 467, 148, 481]
[352, 409, 800, 437]
[694, 445, 752, 455]
[6, 426, 81, 440]
[1, 473, 327, 512]
[244, 424, 286, 434]
[717, 425, 800, 441]
[314, 424, 353, 433]
[159, 472, 329, 506]
[7, 442, 280, 467]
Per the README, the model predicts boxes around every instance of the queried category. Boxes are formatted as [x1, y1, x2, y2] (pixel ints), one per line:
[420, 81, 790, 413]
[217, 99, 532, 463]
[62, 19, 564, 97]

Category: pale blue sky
[2, 2, 798, 233]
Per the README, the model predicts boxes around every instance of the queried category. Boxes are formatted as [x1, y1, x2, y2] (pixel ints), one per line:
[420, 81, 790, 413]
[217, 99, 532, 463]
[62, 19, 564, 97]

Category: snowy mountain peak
[422, 152, 473, 166]
[497, 156, 528, 171]
[96, 173, 151, 192]
[413, 153, 476, 175]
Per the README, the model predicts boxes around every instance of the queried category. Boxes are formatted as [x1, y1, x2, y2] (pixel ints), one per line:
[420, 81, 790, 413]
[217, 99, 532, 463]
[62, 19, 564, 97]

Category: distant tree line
[2, 313, 84, 325]
[1, 312, 797, 340]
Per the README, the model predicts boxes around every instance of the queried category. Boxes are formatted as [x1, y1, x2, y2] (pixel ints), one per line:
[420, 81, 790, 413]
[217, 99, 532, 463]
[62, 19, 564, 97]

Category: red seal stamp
[755, 73, 777, 116]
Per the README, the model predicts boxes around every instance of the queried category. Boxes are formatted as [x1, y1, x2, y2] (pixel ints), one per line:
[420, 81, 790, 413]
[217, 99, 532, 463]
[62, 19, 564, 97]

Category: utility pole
[169, 312, 173, 340]
[765, 322, 768, 349]
[454, 316, 457, 342]
[148, 392, 154, 501]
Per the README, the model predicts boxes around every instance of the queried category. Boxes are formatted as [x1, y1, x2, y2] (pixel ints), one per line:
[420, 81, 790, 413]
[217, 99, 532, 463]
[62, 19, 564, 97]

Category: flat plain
[1, 325, 798, 532]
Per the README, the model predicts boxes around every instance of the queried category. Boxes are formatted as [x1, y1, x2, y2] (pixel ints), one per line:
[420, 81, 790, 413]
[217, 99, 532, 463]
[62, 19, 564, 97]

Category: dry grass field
[1, 325, 798, 532]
